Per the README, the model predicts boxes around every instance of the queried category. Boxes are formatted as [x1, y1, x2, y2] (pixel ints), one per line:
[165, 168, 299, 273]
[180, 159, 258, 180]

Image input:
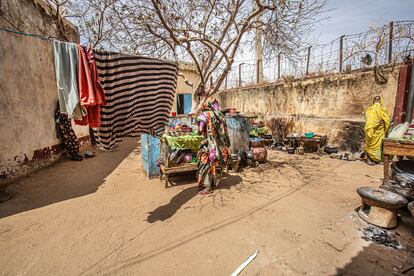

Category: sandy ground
[0, 137, 413, 275]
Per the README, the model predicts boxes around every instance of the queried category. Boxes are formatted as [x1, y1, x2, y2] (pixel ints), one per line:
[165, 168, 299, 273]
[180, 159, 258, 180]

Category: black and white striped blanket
[93, 50, 178, 150]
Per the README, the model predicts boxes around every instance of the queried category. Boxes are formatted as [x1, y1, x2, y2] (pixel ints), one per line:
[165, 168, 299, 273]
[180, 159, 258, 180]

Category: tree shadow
[0, 138, 138, 219]
[146, 173, 242, 223]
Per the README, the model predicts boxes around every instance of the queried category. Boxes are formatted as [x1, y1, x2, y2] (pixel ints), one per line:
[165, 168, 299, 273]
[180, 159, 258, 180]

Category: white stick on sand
[230, 250, 259, 276]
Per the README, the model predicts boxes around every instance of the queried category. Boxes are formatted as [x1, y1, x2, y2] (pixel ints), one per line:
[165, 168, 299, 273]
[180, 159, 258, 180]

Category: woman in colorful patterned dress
[196, 99, 231, 195]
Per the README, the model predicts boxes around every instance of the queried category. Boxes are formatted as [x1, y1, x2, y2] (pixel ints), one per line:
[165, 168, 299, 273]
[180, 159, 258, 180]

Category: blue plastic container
[141, 134, 160, 178]
[225, 115, 250, 154]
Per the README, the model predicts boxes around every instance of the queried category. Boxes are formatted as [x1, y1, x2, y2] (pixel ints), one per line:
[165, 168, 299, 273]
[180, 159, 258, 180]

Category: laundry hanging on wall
[74, 46, 106, 127]
[93, 49, 178, 150]
[53, 41, 84, 120]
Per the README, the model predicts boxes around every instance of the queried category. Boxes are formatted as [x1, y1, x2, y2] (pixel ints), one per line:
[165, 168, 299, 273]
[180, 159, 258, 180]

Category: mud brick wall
[0, 31, 90, 185]
[217, 66, 399, 152]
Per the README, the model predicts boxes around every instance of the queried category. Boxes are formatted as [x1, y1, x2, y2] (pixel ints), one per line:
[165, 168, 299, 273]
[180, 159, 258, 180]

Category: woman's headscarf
[201, 99, 220, 111]
[372, 95, 383, 105]
[364, 95, 391, 162]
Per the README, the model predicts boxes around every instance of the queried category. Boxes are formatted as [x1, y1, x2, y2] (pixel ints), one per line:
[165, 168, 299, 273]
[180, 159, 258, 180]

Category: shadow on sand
[146, 173, 242, 223]
[0, 138, 138, 219]
[335, 214, 414, 275]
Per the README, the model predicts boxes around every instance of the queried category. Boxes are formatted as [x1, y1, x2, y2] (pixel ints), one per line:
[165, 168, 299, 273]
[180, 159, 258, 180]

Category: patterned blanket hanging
[93, 49, 178, 150]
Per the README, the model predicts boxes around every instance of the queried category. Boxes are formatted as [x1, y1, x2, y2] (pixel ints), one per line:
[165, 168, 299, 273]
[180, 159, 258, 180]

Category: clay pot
[324, 145, 338, 154]
[251, 140, 264, 148]
[252, 147, 267, 162]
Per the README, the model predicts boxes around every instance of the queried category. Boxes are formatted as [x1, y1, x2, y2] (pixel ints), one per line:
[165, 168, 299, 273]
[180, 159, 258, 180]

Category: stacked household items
[356, 159, 413, 229]
[142, 114, 200, 180]
[162, 115, 201, 166]
[275, 132, 327, 155]
[388, 123, 414, 141]
[380, 122, 414, 217]
[384, 160, 414, 200]
[247, 119, 270, 164]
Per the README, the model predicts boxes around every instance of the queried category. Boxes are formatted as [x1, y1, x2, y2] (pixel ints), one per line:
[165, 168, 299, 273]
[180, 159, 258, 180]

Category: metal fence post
[225, 75, 227, 90]
[256, 59, 263, 84]
[277, 53, 281, 79]
[238, 63, 243, 87]
[306, 46, 311, 75]
[339, 35, 345, 72]
[388, 21, 394, 63]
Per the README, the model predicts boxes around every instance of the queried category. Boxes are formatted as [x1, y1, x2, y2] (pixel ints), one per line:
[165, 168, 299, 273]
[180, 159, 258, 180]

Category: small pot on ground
[324, 145, 338, 154]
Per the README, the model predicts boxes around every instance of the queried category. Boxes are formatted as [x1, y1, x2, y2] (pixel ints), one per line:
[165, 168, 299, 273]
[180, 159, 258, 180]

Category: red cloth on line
[75, 45, 106, 128]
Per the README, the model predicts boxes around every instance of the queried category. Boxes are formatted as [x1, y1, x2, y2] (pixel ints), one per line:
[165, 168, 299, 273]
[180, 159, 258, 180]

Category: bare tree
[66, 0, 326, 111]
[66, 0, 122, 48]
[0, 0, 76, 41]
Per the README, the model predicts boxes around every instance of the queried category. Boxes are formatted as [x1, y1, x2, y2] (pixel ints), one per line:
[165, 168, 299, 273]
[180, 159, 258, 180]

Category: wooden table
[383, 138, 414, 183]
[159, 137, 198, 188]
[286, 135, 327, 154]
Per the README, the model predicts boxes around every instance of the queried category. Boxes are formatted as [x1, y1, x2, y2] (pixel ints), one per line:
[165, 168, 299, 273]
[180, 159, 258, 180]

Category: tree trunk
[191, 83, 204, 112]
[191, 96, 200, 112]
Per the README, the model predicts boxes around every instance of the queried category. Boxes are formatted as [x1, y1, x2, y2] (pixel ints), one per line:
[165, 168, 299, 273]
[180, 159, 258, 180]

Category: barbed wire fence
[222, 20, 414, 89]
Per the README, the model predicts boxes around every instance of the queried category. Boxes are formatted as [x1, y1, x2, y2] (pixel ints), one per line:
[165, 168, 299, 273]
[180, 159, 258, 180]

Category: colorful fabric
[75, 46, 106, 128]
[93, 49, 178, 150]
[55, 104, 80, 157]
[162, 134, 203, 151]
[53, 41, 84, 120]
[196, 102, 231, 190]
[364, 96, 390, 162]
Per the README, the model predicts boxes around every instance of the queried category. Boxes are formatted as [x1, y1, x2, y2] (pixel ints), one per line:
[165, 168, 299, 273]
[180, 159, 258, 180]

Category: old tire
[357, 187, 408, 210]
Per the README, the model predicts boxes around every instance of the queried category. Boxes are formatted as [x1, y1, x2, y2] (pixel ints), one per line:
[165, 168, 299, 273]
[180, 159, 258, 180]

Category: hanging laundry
[75, 46, 106, 127]
[93, 49, 178, 150]
[53, 41, 84, 120]
[55, 102, 83, 161]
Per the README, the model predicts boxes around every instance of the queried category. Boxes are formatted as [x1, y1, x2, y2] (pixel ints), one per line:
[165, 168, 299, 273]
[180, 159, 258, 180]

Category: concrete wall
[0, 1, 199, 183]
[0, 31, 90, 184]
[0, 0, 87, 185]
[217, 66, 399, 152]
[0, 0, 79, 42]
[171, 63, 200, 113]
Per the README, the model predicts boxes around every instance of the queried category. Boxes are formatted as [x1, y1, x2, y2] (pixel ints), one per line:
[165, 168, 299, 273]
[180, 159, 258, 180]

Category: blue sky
[230, 1, 414, 83]
[316, 0, 414, 43]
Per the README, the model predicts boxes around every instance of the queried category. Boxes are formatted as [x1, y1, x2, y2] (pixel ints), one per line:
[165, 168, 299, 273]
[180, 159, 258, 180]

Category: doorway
[177, 93, 192, 114]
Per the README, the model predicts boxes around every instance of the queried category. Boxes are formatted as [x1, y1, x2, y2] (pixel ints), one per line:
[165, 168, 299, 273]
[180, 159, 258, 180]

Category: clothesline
[3, 26, 179, 150]
[0, 27, 179, 66]
[0, 26, 63, 41]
